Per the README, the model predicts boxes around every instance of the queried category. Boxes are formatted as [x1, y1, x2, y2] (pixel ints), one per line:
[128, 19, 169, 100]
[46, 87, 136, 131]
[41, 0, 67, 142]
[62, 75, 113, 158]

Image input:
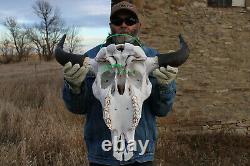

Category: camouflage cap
[110, 1, 139, 19]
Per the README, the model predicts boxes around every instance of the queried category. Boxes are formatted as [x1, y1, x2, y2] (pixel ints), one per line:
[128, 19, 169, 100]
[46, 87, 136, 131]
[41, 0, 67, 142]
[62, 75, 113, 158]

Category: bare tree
[3, 17, 30, 61]
[26, 27, 45, 61]
[0, 39, 14, 64]
[66, 26, 81, 53]
[31, 0, 65, 61]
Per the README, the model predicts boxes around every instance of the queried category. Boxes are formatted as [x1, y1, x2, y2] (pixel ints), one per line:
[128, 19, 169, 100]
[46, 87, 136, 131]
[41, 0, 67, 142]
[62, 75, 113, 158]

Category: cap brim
[110, 9, 138, 19]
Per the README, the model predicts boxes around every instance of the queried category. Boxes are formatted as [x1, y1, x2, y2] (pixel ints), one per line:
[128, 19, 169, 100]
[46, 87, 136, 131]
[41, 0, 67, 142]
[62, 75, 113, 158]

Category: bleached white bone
[92, 43, 156, 161]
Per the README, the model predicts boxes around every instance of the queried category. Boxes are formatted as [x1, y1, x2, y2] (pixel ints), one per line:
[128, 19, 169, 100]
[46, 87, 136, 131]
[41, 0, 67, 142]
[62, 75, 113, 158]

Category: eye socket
[101, 70, 115, 89]
[128, 70, 143, 89]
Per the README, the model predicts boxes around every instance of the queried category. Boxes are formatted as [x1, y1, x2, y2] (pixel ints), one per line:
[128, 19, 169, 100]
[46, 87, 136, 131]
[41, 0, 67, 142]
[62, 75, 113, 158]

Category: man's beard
[110, 28, 140, 45]
[113, 35, 135, 44]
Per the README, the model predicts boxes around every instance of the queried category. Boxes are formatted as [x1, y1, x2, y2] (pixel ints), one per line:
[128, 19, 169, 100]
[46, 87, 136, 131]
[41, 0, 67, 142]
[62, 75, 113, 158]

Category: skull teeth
[105, 118, 111, 124]
[133, 118, 139, 123]
[105, 96, 111, 105]
[103, 95, 141, 130]
[132, 103, 138, 108]
[107, 124, 112, 130]
[132, 96, 137, 102]
[104, 110, 110, 118]
[132, 117, 140, 128]
[132, 96, 139, 109]
[134, 110, 140, 115]
[131, 95, 141, 128]
[104, 96, 112, 130]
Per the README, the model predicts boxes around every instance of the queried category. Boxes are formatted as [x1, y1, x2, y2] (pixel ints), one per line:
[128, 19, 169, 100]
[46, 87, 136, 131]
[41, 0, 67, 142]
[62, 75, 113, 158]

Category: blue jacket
[62, 44, 176, 165]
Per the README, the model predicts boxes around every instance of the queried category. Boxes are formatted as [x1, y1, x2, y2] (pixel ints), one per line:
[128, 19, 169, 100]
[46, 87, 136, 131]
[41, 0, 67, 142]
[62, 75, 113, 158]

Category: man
[62, 1, 178, 165]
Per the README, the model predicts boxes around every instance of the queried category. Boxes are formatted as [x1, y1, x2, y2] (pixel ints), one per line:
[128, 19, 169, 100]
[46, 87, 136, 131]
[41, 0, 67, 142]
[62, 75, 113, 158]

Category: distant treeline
[0, 0, 81, 64]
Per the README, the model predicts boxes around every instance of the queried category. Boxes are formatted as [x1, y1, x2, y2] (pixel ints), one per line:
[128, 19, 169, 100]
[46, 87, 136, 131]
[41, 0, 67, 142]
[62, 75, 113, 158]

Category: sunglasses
[110, 17, 138, 26]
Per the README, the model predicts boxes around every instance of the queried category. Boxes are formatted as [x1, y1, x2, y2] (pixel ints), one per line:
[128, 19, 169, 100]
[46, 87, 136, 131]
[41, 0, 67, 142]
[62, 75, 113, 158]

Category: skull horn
[157, 34, 190, 67]
[54, 34, 87, 66]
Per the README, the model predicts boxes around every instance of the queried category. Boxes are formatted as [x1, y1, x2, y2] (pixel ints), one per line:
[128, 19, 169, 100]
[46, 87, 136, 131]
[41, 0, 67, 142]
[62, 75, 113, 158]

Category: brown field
[0, 59, 249, 166]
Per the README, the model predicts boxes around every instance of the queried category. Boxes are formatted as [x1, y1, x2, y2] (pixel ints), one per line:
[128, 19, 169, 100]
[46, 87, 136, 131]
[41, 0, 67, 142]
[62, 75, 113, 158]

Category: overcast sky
[0, 0, 111, 49]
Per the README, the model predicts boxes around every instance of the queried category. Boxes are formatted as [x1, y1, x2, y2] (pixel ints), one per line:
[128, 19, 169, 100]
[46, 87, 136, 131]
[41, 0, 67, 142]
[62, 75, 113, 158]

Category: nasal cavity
[117, 45, 124, 52]
[117, 75, 126, 95]
[117, 84, 125, 95]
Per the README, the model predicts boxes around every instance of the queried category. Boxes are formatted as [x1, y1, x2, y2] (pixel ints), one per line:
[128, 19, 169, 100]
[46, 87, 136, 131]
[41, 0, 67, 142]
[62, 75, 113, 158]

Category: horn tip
[62, 34, 66, 39]
[178, 34, 184, 42]
[57, 34, 67, 48]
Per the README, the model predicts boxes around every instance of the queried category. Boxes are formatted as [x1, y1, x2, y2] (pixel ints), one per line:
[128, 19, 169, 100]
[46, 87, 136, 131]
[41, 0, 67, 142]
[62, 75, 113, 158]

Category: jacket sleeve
[62, 46, 101, 115]
[62, 77, 92, 115]
[148, 75, 176, 117]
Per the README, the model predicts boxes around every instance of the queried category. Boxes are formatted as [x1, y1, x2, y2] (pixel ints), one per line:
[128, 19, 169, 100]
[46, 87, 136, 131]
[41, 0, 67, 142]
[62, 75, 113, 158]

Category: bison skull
[54, 34, 189, 161]
[91, 43, 157, 161]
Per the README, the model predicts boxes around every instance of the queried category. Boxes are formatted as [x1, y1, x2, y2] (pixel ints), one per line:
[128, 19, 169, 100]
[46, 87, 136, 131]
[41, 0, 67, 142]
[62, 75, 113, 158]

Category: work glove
[152, 66, 178, 85]
[63, 58, 90, 94]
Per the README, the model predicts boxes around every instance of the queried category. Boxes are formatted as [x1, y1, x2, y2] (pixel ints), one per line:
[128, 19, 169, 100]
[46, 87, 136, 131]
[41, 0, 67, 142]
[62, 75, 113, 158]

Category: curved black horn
[157, 34, 190, 67]
[54, 34, 86, 66]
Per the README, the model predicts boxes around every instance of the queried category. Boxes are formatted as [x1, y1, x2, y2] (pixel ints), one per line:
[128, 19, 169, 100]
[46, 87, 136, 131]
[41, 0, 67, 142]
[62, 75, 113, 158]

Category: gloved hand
[63, 58, 90, 94]
[152, 66, 178, 85]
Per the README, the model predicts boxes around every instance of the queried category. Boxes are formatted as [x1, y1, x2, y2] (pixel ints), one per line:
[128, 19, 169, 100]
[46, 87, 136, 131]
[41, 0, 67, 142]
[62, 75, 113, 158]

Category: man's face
[109, 11, 141, 37]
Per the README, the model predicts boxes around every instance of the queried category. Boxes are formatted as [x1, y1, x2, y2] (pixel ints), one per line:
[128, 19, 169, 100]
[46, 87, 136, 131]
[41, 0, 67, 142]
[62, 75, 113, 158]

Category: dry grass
[0, 61, 249, 166]
[0, 61, 87, 166]
[155, 132, 250, 166]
